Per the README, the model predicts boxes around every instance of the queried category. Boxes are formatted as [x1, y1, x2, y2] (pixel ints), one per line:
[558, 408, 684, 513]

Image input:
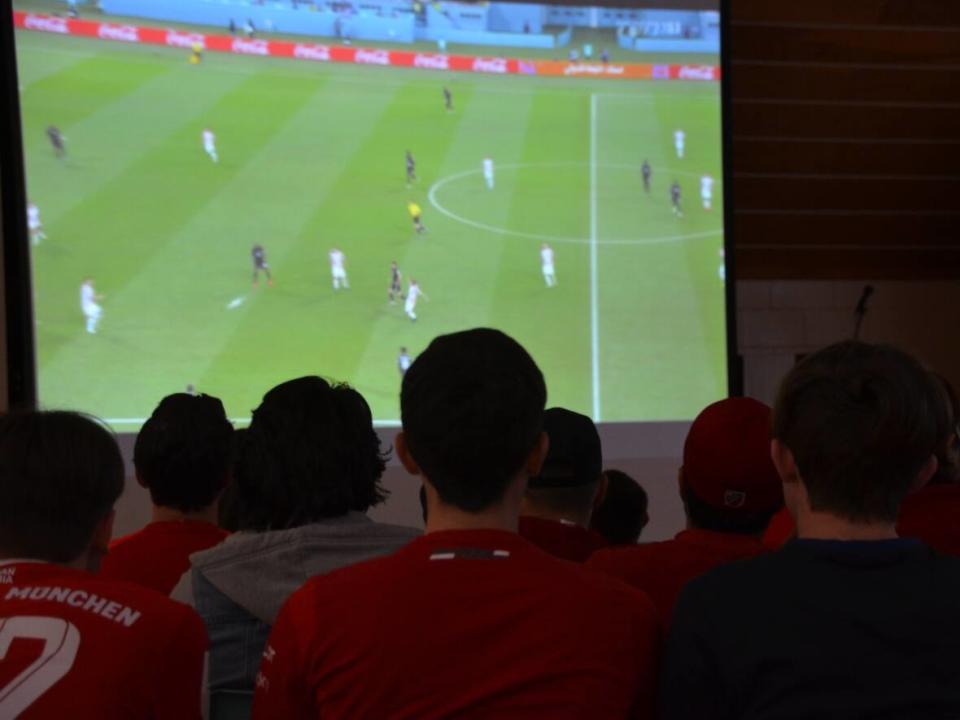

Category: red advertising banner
[13, 11, 719, 82]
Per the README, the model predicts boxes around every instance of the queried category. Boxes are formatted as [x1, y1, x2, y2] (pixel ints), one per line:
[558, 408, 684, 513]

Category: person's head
[134, 393, 234, 515]
[232, 376, 388, 531]
[590, 469, 649, 545]
[0, 411, 124, 570]
[680, 397, 783, 535]
[929, 372, 960, 485]
[400, 346, 407, 355]
[397, 328, 548, 515]
[523, 407, 605, 527]
[771, 341, 941, 526]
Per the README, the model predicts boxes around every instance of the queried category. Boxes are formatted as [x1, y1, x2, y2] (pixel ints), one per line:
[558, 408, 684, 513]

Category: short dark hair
[772, 341, 942, 523]
[134, 393, 234, 513]
[681, 485, 774, 536]
[590, 469, 649, 545]
[0, 411, 124, 562]
[401, 328, 547, 512]
[233, 377, 388, 531]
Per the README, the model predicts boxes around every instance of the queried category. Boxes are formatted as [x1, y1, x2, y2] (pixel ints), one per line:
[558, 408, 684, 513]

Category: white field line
[589, 93, 600, 422]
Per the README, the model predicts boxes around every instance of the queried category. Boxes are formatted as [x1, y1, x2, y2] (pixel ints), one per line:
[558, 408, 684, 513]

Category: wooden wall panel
[729, 0, 960, 279]
[732, 0, 960, 26]
[732, 140, 960, 177]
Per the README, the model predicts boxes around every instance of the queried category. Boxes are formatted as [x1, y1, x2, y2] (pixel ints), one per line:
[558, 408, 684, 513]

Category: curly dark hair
[232, 377, 389, 531]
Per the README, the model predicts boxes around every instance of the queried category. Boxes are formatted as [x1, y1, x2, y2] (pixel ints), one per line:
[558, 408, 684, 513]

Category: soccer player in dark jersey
[251, 244, 273, 288]
[671, 180, 683, 218]
[641, 159, 652, 194]
[405, 150, 416, 187]
[443, 87, 453, 112]
[388, 260, 403, 304]
[47, 125, 66, 158]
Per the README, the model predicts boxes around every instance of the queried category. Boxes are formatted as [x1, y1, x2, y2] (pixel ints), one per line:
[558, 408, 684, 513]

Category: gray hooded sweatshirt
[188, 512, 420, 692]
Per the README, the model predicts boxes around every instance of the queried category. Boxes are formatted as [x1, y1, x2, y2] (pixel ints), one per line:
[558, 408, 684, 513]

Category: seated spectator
[897, 372, 960, 555]
[519, 407, 609, 562]
[590, 468, 649, 545]
[0, 411, 206, 718]
[253, 329, 661, 719]
[763, 372, 960, 553]
[661, 341, 960, 719]
[588, 397, 781, 624]
[100, 393, 233, 595]
[182, 377, 419, 695]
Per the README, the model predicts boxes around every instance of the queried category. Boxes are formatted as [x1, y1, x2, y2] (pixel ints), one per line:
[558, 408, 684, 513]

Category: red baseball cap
[682, 397, 783, 514]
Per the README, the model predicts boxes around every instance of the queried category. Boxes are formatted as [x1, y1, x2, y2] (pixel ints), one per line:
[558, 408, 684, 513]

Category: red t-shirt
[518, 516, 608, 562]
[0, 560, 206, 719]
[252, 529, 660, 719]
[762, 506, 795, 551]
[897, 484, 960, 557]
[100, 520, 229, 595]
[587, 529, 766, 625]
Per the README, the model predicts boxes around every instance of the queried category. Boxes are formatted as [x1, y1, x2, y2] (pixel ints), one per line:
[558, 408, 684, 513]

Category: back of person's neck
[795, 510, 897, 541]
[519, 505, 589, 529]
[425, 505, 518, 535]
[151, 504, 218, 526]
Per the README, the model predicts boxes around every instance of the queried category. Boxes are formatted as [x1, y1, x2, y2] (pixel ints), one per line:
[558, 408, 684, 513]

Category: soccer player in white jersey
[202, 128, 218, 163]
[483, 157, 495, 190]
[674, 128, 685, 159]
[329, 248, 349, 290]
[80, 277, 103, 334]
[27, 201, 45, 245]
[405, 279, 428, 322]
[540, 243, 556, 288]
[701, 174, 714, 211]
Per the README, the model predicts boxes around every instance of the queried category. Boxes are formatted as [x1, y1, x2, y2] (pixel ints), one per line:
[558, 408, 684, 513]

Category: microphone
[853, 285, 874, 339]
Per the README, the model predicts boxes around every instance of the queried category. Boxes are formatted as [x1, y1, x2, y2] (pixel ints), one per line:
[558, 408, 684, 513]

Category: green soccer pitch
[15, 27, 727, 428]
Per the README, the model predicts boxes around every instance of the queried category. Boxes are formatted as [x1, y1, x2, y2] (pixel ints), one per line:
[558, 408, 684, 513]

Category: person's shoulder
[677, 546, 784, 608]
[108, 526, 147, 551]
[530, 547, 657, 616]
[367, 520, 422, 541]
[292, 548, 406, 606]
[588, 538, 687, 574]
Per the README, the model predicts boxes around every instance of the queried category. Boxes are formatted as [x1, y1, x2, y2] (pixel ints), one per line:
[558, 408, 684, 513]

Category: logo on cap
[724, 490, 747, 508]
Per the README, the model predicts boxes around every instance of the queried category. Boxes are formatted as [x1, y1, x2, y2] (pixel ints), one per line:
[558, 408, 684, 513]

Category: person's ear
[135, 469, 147, 490]
[395, 432, 421, 476]
[525, 431, 550, 478]
[677, 466, 686, 496]
[771, 439, 799, 484]
[910, 455, 938, 493]
[91, 509, 115, 556]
